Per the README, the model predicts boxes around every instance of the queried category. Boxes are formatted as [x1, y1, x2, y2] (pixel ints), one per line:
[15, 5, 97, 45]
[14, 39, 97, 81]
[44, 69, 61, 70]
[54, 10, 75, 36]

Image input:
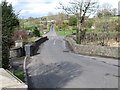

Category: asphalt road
[26, 25, 118, 88]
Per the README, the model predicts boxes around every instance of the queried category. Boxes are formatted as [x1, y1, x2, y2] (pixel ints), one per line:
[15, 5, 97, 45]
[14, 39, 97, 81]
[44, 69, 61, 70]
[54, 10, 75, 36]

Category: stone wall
[65, 37, 120, 59]
[10, 47, 23, 58]
[24, 36, 48, 56]
[10, 36, 48, 58]
[32, 36, 48, 55]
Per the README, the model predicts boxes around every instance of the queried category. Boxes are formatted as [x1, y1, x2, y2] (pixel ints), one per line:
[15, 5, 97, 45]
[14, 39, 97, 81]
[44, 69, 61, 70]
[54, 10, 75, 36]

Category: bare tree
[97, 3, 113, 17]
[112, 8, 117, 16]
[58, 0, 98, 44]
[97, 3, 113, 46]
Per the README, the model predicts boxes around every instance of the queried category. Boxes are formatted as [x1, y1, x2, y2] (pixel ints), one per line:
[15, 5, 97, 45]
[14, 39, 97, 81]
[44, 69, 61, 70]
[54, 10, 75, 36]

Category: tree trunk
[76, 19, 82, 44]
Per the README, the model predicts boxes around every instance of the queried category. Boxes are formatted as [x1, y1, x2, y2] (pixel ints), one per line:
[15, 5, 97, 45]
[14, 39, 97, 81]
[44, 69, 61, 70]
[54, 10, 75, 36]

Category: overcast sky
[2, 0, 119, 19]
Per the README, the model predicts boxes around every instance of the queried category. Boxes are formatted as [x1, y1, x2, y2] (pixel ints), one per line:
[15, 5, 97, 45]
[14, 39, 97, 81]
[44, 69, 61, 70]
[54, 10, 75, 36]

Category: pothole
[63, 50, 69, 52]
[105, 73, 110, 76]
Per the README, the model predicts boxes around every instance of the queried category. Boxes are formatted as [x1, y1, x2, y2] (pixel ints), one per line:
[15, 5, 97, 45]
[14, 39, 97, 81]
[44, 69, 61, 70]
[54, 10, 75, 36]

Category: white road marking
[53, 40, 56, 45]
[63, 41, 66, 49]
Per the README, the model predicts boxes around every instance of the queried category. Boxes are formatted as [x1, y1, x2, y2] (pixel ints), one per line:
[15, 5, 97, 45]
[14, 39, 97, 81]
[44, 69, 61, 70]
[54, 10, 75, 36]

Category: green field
[28, 29, 49, 36]
[95, 31, 120, 34]
[21, 24, 44, 29]
[56, 29, 120, 36]
[56, 30, 76, 36]
[40, 29, 50, 35]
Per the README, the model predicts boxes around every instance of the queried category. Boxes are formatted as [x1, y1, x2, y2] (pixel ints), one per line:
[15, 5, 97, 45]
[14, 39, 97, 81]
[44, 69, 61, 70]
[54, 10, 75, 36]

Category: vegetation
[55, 0, 119, 47]
[40, 29, 50, 35]
[27, 37, 40, 41]
[68, 17, 77, 26]
[59, 0, 98, 44]
[21, 24, 42, 29]
[57, 23, 68, 30]
[56, 30, 76, 36]
[1, 1, 19, 69]
[13, 28, 28, 41]
[33, 27, 40, 37]
[97, 4, 117, 18]
[19, 16, 51, 38]
[13, 70, 25, 82]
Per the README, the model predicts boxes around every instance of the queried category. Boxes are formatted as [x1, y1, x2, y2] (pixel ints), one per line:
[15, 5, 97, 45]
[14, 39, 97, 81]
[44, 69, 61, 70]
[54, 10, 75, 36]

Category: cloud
[98, 0, 119, 8]
[5, 0, 19, 6]
[22, 2, 58, 18]
[5, 0, 60, 18]
[5, 0, 119, 18]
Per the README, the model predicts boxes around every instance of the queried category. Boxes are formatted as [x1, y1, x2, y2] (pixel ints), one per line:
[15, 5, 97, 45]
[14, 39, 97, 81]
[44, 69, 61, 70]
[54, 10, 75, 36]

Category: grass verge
[13, 70, 25, 82]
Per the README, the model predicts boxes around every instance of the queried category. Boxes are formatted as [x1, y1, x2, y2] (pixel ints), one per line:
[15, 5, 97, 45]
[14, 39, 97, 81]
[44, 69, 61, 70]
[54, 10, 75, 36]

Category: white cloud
[98, 0, 119, 8]
[18, 0, 59, 17]
[5, 0, 19, 6]
[5, 0, 119, 18]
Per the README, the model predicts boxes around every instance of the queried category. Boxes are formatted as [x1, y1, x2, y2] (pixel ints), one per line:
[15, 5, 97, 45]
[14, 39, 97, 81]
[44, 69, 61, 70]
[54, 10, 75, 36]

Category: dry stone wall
[65, 37, 119, 59]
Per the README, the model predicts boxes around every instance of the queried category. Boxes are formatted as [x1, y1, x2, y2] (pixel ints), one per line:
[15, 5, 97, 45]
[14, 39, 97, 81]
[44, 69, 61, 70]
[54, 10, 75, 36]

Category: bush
[82, 19, 94, 29]
[13, 28, 28, 41]
[57, 23, 68, 30]
[33, 27, 40, 37]
[68, 17, 77, 26]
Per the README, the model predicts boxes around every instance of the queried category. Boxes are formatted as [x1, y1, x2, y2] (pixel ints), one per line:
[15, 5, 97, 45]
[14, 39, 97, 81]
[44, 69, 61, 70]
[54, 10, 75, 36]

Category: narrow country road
[26, 25, 118, 88]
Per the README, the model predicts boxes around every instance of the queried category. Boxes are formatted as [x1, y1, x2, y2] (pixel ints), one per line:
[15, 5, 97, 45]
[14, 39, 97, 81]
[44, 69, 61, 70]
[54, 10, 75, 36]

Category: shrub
[68, 17, 77, 26]
[33, 27, 40, 37]
[13, 28, 28, 41]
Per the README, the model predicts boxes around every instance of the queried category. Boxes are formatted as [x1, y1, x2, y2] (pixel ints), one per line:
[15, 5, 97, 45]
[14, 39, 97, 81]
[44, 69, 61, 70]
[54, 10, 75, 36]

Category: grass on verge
[13, 70, 25, 82]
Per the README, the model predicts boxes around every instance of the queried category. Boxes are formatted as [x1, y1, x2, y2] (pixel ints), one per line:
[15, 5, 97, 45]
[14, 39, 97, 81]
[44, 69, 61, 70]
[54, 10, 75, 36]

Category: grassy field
[56, 29, 120, 36]
[56, 30, 76, 36]
[95, 31, 120, 34]
[111, 16, 119, 20]
[23, 23, 49, 36]
[21, 24, 44, 29]
[40, 29, 50, 35]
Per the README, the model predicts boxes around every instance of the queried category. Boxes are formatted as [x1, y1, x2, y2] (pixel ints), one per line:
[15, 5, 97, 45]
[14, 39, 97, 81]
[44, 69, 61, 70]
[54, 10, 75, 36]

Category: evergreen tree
[1, 1, 19, 69]
[33, 27, 40, 37]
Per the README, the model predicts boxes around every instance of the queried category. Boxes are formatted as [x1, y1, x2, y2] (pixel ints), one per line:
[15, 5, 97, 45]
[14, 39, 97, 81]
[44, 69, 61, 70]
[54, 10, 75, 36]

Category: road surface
[26, 25, 118, 88]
